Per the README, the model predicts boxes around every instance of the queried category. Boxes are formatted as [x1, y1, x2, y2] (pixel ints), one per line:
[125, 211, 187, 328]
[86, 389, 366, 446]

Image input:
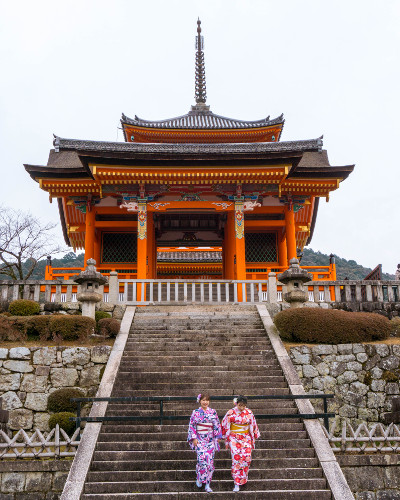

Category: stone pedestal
[278, 258, 312, 308]
[74, 259, 108, 320]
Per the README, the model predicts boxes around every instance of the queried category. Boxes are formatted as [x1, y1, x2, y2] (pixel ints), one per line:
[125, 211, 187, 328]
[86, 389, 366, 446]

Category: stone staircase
[81, 305, 333, 499]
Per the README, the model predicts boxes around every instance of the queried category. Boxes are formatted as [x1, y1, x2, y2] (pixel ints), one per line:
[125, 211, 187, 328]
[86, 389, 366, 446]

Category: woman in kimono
[187, 393, 222, 493]
[221, 395, 260, 492]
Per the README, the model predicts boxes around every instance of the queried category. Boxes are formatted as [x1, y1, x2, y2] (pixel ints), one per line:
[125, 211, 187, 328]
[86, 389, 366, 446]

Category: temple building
[24, 20, 353, 283]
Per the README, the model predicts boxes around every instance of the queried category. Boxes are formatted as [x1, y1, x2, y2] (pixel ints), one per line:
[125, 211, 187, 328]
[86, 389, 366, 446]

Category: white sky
[0, 0, 399, 273]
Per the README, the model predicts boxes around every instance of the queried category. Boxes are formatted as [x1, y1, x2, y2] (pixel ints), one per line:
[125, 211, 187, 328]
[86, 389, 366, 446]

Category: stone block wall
[0, 346, 111, 431]
[288, 343, 400, 425]
[0, 460, 71, 499]
[338, 454, 400, 500]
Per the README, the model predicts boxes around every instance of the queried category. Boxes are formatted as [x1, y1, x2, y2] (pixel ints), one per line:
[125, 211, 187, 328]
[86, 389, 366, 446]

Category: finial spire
[195, 18, 207, 104]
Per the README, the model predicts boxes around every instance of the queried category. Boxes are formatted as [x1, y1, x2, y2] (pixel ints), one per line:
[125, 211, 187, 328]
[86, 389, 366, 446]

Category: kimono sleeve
[187, 410, 198, 448]
[221, 409, 234, 442]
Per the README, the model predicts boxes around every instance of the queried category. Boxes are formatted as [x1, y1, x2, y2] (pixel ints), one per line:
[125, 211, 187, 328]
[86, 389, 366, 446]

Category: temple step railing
[117, 279, 267, 304]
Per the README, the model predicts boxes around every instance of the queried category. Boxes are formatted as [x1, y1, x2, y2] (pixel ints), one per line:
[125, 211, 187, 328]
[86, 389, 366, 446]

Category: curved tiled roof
[121, 110, 284, 130]
[157, 251, 222, 263]
[53, 136, 322, 154]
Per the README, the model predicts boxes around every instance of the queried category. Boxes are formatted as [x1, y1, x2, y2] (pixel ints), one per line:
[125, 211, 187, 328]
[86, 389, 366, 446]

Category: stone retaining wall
[0, 346, 112, 431]
[338, 454, 400, 499]
[288, 343, 400, 424]
[0, 460, 71, 499]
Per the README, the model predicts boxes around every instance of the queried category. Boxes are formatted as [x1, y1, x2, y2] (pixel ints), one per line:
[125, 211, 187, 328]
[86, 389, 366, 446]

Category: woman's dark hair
[198, 393, 210, 401]
[236, 395, 247, 405]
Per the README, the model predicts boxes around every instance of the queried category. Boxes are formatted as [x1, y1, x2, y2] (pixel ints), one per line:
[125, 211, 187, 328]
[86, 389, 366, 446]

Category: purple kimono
[187, 407, 222, 484]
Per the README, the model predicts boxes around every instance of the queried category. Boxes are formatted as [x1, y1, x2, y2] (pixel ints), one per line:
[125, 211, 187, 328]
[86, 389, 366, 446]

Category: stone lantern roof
[278, 258, 313, 284]
[74, 259, 108, 286]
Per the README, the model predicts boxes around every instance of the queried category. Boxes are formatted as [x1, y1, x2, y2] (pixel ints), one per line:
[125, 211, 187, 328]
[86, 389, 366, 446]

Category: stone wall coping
[0, 460, 72, 472]
[257, 304, 355, 500]
[60, 306, 136, 500]
[337, 454, 400, 467]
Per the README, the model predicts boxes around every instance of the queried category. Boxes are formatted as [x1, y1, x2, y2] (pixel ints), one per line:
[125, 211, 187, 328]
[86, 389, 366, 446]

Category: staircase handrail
[70, 394, 335, 434]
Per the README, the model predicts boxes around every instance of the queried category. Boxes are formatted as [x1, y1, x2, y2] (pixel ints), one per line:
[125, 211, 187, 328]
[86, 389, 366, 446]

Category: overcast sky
[1, 0, 399, 274]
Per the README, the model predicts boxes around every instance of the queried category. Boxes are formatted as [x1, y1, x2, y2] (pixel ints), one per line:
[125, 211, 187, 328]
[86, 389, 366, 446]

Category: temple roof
[52, 136, 321, 155]
[121, 110, 285, 130]
[157, 251, 222, 263]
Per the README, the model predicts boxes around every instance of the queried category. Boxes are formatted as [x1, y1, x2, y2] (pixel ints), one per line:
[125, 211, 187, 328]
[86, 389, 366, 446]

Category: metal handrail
[70, 394, 335, 436]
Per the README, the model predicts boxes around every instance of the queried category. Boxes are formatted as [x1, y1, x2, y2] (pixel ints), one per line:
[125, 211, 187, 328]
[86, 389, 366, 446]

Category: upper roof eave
[121, 111, 285, 130]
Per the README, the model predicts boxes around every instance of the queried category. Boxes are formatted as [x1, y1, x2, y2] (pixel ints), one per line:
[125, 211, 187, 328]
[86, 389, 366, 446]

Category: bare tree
[0, 206, 64, 280]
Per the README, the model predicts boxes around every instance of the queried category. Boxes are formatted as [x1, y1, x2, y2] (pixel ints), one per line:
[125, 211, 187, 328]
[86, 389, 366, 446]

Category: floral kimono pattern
[221, 407, 260, 485]
[187, 407, 222, 484]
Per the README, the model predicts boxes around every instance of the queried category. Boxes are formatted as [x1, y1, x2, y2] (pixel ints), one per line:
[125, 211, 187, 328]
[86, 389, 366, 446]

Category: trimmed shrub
[48, 412, 76, 435]
[95, 311, 111, 324]
[24, 316, 51, 339]
[0, 311, 11, 317]
[98, 318, 120, 338]
[43, 315, 96, 342]
[9, 299, 40, 316]
[274, 308, 391, 344]
[390, 317, 400, 337]
[0, 316, 25, 341]
[43, 302, 62, 312]
[47, 388, 84, 413]
[0, 298, 10, 313]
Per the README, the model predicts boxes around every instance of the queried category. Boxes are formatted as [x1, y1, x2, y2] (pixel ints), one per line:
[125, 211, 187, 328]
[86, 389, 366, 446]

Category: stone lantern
[74, 259, 107, 319]
[278, 258, 313, 308]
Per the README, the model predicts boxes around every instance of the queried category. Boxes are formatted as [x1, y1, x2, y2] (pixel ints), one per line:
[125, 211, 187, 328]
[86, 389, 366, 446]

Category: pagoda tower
[25, 20, 354, 282]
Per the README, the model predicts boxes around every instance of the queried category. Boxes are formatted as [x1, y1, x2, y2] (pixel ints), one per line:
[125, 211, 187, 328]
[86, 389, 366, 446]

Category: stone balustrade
[1, 278, 400, 309]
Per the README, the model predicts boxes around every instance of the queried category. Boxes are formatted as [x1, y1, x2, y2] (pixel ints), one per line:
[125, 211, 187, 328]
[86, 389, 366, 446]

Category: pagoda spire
[195, 18, 207, 105]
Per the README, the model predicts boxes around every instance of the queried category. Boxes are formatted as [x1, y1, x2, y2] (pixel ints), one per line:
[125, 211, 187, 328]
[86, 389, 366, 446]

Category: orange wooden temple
[25, 20, 354, 282]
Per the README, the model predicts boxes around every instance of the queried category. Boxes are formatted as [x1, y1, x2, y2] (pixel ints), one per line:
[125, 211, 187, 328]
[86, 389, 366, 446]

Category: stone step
[114, 374, 285, 383]
[87, 467, 323, 483]
[99, 422, 306, 434]
[120, 355, 272, 363]
[105, 401, 297, 411]
[92, 448, 316, 461]
[110, 382, 289, 391]
[82, 491, 332, 499]
[111, 388, 291, 396]
[120, 362, 281, 370]
[84, 478, 327, 494]
[95, 438, 311, 452]
[98, 430, 307, 442]
[103, 407, 299, 418]
[90, 457, 320, 471]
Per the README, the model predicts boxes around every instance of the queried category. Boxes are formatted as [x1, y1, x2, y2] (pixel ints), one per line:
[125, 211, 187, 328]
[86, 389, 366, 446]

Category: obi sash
[230, 423, 250, 434]
[197, 423, 213, 435]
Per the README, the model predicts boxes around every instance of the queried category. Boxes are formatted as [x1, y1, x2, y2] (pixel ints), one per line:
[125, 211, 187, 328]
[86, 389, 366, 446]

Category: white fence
[0, 425, 80, 459]
[323, 421, 400, 453]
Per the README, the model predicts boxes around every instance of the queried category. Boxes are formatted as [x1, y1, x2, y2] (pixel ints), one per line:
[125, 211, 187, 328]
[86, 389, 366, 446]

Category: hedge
[47, 388, 84, 413]
[391, 317, 400, 337]
[49, 412, 76, 435]
[274, 308, 391, 344]
[9, 299, 40, 316]
[0, 314, 95, 342]
[43, 315, 96, 342]
[95, 311, 111, 324]
[98, 318, 120, 338]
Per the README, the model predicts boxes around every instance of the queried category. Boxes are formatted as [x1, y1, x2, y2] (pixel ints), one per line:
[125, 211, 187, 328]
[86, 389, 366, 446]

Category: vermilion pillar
[84, 207, 96, 262]
[278, 231, 288, 268]
[93, 231, 101, 266]
[136, 202, 148, 300]
[284, 206, 297, 262]
[146, 212, 155, 279]
[224, 212, 235, 279]
[234, 201, 246, 301]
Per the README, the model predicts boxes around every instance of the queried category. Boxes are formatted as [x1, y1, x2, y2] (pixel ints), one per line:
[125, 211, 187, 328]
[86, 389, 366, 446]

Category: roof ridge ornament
[193, 18, 209, 111]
